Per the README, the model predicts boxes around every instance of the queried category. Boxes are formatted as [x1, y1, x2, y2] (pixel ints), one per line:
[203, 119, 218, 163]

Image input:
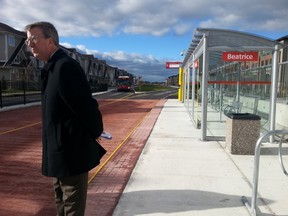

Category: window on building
[8, 35, 15, 47]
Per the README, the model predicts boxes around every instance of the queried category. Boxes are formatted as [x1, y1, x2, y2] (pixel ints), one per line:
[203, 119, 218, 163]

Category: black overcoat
[41, 49, 106, 178]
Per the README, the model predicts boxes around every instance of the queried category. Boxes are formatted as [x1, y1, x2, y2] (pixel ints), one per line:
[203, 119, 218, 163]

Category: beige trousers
[53, 172, 88, 216]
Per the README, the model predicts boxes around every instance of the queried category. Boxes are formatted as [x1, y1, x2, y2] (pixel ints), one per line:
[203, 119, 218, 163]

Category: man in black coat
[25, 21, 106, 216]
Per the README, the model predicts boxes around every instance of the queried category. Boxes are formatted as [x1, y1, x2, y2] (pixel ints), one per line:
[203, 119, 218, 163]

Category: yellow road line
[0, 94, 133, 135]
[0, 96, 155, 186]
[88, 110, 147, 184]
[0, 122, 41, 135]
[98, 93, 134, 107]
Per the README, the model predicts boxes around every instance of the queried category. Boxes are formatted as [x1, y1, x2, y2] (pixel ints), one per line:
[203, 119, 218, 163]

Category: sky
[1, 0, 288, 82]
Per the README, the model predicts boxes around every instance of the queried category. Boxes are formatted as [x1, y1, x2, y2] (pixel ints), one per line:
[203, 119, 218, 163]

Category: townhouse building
[0, 22, 133, 92]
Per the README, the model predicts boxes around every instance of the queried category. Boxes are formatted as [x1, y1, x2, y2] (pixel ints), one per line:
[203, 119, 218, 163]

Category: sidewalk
[113, 99, 288, 216]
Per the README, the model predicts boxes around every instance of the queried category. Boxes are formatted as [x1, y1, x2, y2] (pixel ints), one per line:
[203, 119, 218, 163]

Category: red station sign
[166, 62, 182, 69]
[222, 52, 259, 62]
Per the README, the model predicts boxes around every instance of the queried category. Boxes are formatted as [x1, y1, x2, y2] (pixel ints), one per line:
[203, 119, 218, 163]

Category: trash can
[226, 113, 261, 155]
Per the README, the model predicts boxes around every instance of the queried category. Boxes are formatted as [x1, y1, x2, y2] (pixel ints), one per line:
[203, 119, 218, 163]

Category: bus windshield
[117, 76, 132, 91]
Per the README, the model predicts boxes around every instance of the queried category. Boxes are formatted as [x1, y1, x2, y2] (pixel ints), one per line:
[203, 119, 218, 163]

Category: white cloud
[2, 0, 288, 81]
[4, 0, 287, 37]
[60, 43, 174, 81]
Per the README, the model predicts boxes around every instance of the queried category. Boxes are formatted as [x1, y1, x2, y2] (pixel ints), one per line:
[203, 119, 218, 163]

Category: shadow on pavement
[115, 189, 274, 215]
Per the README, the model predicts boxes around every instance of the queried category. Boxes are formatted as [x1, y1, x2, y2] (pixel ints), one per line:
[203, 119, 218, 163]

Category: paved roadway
[95, 88, 178, 100]
[0, 89, 176, 216]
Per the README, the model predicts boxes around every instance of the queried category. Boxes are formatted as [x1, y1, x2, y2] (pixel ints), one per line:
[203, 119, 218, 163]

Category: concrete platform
[113, 99, 288, 216]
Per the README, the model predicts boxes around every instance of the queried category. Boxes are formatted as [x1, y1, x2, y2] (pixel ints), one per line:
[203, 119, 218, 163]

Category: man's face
[26, 27, 52, 62]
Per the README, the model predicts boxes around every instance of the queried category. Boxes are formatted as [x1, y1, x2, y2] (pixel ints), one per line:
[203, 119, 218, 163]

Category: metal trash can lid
[226, 113, 261, 120]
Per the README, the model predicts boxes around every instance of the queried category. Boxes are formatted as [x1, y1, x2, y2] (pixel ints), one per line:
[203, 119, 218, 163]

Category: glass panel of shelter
[186, 58, 202, 129]
[206, 51, 272, 138]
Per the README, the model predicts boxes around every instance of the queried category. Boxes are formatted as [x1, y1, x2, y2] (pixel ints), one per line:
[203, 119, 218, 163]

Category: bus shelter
[181, 28, 285, 141]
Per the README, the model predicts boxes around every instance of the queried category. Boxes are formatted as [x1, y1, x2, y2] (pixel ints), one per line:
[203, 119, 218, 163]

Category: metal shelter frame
[242, 129, 288, 216]
[181, 28, 285, 141]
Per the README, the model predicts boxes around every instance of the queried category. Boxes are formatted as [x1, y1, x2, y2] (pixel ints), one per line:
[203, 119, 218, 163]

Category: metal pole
[270, 45, 280, 142]
[186, 67, 190, 107]
[191, 57, 195, 120]
[242, 130, 288, 216]
[0, 81, 2, 108]
[201, 34, 209, 141]
[219, 84, 223, 121]
[237, 63, 241, 102]
[23, 80, 26, 105]
[183, 67, 186, 104]
[187, 65, 191, 112]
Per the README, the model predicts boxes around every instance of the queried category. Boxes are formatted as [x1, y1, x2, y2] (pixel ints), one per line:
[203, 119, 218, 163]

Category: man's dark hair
[24, 21, 59, 46]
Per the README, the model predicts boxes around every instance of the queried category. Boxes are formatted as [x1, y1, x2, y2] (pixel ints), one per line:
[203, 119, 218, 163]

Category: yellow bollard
[178, 67, 183, 101]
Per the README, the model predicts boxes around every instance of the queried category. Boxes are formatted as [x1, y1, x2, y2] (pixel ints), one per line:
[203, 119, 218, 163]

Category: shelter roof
[183, 28, 285, 66]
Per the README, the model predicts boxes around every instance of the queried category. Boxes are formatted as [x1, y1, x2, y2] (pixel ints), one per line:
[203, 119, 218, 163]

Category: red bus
[116, 75, 133, 91]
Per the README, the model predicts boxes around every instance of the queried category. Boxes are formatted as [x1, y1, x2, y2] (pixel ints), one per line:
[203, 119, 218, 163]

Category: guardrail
[242, 130, 288, 216]
[0, 81, 108, 109]
[0, 80, 41, 108]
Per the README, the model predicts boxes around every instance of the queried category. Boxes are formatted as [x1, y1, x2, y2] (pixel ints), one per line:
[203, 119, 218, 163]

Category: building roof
[276, 35, 288, 42]
[0, 22, 25, 37]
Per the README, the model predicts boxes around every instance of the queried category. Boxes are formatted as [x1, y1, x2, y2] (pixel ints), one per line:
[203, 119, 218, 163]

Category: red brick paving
[0, 99, 166, 216]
